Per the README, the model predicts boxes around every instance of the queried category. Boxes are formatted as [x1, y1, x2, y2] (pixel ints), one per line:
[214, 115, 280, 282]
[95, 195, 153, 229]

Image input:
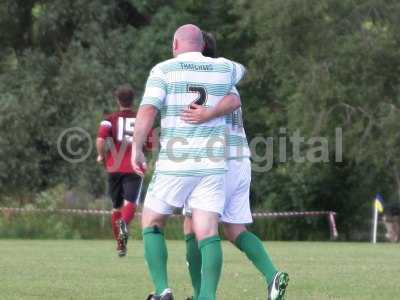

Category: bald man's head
[172, 24, 204, 57]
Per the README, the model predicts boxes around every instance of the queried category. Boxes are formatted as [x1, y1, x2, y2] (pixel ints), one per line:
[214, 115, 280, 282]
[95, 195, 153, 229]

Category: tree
[1, 0, 399, 240]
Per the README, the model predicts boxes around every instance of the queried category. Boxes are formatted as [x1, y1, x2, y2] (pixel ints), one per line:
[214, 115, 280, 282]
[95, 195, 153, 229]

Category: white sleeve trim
[100, 120, 112, 127]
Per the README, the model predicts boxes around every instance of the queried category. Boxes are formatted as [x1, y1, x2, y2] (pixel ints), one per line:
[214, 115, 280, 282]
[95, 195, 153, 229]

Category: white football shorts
[144, 173, 225, 215]
[221, 158, 252, 224]
[184, 158, 253, 224]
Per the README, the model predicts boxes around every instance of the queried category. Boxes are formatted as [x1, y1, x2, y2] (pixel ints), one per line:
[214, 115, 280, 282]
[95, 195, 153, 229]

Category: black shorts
[108, 173, 143, 209]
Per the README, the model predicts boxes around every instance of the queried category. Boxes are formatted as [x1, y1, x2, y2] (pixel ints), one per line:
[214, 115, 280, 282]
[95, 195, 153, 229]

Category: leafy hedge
[1, 211, 375, 241]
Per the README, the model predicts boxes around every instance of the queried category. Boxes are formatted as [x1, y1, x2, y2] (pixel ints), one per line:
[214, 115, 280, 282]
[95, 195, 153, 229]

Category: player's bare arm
[181, 93, 241, 124]
[96, 137, 106, 163]
[132, 104, 158, 176]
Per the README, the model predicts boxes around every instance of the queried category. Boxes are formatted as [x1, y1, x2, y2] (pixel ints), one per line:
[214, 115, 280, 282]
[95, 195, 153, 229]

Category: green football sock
[198, 236, 223, 300]
[234, 231, 278, 284]
[185, 234, 202, 300]
[143, 226, 168, 295]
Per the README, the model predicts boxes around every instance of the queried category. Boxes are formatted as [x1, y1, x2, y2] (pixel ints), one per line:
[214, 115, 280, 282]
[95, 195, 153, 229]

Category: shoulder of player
[216, 57, 247, 81]
[151, 58, 177, 75]
[99, 112, 116, 127]
[215, 57, 244, 68]
[212, 57, 232, 65]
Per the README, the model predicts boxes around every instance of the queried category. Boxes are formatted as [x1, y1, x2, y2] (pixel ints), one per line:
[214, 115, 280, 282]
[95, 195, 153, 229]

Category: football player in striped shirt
[132, 24, 246, 300]
[181, 32, 289, 300]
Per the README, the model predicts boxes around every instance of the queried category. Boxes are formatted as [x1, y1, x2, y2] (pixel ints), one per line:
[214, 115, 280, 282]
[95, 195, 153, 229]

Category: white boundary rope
[0, 207, 338, 239]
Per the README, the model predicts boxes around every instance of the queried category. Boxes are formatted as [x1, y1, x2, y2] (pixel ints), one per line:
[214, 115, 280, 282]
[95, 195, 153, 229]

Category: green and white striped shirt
[141, 52, 246, 176]
[225, 88, 251, 160]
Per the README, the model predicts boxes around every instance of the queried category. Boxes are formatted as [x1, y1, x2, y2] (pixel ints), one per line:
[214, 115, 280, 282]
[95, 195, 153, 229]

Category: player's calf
[111, 209, 122, 240]
[120, 200, 136, 225]
[223, 223, 247, 243]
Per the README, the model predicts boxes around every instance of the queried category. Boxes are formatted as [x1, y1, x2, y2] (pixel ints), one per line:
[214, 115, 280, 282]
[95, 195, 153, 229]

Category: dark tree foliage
[1, 0, 399, 239]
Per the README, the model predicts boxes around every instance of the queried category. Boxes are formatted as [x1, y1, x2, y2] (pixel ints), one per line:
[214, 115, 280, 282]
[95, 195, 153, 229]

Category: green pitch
[1, 240, 399, 300]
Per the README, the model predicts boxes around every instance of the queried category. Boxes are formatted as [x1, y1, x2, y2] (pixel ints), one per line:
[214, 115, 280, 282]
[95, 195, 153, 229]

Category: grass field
[1, 240, 399, 300]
